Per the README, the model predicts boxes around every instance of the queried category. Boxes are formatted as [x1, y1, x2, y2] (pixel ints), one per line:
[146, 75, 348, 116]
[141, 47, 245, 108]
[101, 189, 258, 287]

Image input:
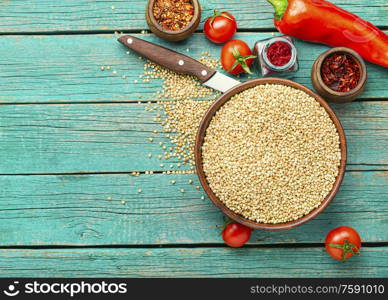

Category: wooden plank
[0, 34, 387, 104]
[0, 101, 387, 174]
[0, 247, 387, 277]
[0, 0, 386, 33]
[0, 171, 386, 246]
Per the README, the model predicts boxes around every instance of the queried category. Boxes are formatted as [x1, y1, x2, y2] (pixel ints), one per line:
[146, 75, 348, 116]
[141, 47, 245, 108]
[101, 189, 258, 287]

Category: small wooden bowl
[195, 78, 347, 230]
[311, 47, 367, 103]
[146, 0, 201, 42]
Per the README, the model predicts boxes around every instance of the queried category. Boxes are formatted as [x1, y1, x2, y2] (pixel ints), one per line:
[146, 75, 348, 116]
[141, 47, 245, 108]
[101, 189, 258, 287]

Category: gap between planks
[0, 28, 284, 36]
[0, 98, 387, 106]
[0, 242, 387, 250]
[0, 166, 387, 176]
[0, 26, 387, 36]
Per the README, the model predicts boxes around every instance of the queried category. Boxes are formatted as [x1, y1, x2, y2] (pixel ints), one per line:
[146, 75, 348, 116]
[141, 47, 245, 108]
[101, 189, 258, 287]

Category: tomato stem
[227, 47, 256, 74]
[328, 239, 360, 262]
[210, 9, 234, 27]
[220, 217, 235, 234]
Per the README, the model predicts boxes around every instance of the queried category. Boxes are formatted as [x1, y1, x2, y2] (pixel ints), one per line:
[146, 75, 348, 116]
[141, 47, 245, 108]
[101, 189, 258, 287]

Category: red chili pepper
[267, 0, 388, 68]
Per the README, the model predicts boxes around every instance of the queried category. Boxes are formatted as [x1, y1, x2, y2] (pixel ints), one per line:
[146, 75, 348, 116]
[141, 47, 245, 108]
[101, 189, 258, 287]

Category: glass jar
[253, 35, 299, 77]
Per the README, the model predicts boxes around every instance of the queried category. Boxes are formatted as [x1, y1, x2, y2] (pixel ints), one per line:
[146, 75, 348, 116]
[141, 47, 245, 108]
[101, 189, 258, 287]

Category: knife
[118, 35, 241, 93]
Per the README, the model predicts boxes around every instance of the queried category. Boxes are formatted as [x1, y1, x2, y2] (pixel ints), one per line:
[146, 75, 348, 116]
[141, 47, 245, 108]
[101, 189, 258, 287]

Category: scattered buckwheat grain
[143, 56, 221, 168]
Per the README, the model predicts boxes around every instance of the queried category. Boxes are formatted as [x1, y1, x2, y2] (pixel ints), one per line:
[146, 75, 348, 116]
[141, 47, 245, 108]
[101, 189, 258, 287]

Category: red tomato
[204, 10, 237, 44]
[325, 226, 361, 261]
[222, 223, 252, 247]
[221, 40, 256, 75]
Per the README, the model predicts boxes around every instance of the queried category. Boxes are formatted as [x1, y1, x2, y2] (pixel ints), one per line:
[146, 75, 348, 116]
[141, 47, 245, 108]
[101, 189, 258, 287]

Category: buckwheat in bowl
[195, 79, 347, 230]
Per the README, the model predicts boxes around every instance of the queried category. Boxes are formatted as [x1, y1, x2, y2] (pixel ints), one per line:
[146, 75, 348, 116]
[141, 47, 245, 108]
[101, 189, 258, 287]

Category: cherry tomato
[222, 222, 252, 247]
[204, 10, 237, 44]
[325, 226, 361, 261]
[221, 40, 256, 75]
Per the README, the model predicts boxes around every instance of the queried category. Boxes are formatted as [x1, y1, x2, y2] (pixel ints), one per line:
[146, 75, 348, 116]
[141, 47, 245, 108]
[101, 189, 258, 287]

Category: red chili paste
[266, 41, 292, 66]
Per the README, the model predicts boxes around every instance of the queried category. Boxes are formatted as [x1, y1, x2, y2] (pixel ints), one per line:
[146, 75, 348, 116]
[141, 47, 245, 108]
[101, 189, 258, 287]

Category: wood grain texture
[0, 171, 386, 246]
[0, 34, 387, 104]
[0, 0, 387, 279]
[0, 101, 387, 174]
[0, 0, 386, 33]
[0, 247, 387, 277]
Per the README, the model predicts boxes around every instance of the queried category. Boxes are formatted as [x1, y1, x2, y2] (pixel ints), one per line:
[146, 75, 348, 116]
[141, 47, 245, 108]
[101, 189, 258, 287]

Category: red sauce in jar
[266, 41, 292, 67]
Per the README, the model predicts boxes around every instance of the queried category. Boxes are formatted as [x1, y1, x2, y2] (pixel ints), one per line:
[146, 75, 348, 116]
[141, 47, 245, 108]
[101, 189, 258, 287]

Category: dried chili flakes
[266, 41, 292, 66]
[153, 0, 194, 31]
[321, 53, 360, 92]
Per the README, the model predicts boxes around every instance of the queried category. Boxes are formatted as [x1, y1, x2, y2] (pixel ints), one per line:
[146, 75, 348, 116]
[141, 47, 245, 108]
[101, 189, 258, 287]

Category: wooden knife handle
[118, 35, 216, 83]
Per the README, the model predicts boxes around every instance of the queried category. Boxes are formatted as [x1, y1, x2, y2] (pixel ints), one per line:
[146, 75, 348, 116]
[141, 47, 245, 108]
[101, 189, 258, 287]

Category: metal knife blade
[203, 72, 241, 93]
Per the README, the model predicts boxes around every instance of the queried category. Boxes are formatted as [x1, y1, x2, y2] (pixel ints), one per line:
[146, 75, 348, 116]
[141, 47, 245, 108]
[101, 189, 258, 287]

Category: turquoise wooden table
[0, 0, 387, 278]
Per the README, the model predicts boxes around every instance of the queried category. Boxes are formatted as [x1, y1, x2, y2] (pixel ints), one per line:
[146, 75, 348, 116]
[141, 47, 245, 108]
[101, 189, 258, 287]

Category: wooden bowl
[311, 47, 367, 103]
[195, 78, 347, 230]
[146, 0, 201, 42]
